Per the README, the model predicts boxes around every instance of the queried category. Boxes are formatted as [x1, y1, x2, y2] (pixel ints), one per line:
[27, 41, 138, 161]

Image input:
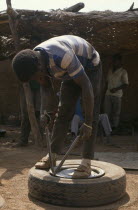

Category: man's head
[12, 49, 40, 82]
[112, 54, 122, 69]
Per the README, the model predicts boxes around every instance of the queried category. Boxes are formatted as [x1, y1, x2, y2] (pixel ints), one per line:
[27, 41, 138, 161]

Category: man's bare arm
[110, 84, 128, 93]
[73, 72, 94, 126]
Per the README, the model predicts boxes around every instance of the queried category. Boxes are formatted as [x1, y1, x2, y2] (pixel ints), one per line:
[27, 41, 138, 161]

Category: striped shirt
[34, 35, 100, 80]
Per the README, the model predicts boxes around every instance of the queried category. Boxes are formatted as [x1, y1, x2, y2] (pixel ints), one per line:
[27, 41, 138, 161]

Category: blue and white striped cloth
[34, 35, 100, 80]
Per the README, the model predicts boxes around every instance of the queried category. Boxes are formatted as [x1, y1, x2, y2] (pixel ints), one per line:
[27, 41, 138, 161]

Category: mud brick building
[0, 5, 138, 123]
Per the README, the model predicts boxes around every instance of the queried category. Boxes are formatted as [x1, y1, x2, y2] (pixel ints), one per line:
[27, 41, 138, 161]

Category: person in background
[13, 36, 42, 147]
[104, 54, 129, 134]
[13, 80, 40, 147]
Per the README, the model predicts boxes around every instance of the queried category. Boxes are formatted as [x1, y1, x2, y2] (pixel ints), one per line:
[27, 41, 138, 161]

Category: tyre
[28, 160, 126, 207]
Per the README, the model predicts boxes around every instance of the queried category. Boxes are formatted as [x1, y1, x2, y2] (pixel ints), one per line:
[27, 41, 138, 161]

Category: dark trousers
[51, 62, 102, 159]
[104, 95, 121, 128]
[20, 86, 40, 144]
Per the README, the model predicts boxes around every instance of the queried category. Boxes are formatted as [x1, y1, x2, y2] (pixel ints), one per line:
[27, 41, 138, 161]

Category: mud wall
[0, 59, 20, 122]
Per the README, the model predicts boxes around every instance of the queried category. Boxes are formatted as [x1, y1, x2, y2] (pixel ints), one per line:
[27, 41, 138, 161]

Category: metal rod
[45, 127, 55, 174]
[54, 136, 81, 175]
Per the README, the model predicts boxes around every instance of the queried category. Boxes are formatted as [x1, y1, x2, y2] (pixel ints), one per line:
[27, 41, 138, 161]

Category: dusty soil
[0, 125, 138, 210]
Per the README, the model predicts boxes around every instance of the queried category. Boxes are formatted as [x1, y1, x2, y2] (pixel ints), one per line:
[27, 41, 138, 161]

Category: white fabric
[106, 67, 129, 97]
[99, 114, 112, 136]
[71, 114, 83, 136]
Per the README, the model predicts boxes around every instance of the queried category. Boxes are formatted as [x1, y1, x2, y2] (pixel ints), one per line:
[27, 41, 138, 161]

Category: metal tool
[54, 135, 81, 175]
[45, 127, 55, 174]
[45, 125, 81, 176]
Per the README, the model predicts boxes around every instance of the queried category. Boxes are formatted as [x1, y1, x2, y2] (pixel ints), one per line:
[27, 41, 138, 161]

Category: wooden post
[6, 0, 43, 147]
[64, 2, 85, 12]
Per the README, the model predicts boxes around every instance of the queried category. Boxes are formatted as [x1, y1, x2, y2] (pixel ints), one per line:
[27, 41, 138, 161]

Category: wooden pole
[6, 0, 43, 147]
[64, 2, 85, 12]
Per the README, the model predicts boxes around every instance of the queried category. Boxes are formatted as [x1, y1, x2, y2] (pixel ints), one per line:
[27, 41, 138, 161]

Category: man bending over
[12, 35, 102, 178]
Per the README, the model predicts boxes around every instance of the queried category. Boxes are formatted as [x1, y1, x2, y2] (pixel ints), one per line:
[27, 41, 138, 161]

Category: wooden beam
[64, 2, 85, 12]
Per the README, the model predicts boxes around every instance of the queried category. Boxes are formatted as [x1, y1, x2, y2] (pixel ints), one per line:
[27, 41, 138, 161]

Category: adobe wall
[0, 59, 20, 122]
[122, 53, 138, 120]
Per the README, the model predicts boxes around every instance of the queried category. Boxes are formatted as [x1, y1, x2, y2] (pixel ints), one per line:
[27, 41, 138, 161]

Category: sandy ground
[0, 125, 138, 210]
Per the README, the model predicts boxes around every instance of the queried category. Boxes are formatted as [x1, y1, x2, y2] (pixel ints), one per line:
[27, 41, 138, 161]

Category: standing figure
[104, 54, 129, 133]
[14, 80, 40, 147]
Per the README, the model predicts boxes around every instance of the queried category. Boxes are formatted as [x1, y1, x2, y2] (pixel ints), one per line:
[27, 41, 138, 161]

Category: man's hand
[79, 123, 92, 140]
[40, 113, 51, 129]
[110, 84, 128, 93]
[110, 88, 118, 93]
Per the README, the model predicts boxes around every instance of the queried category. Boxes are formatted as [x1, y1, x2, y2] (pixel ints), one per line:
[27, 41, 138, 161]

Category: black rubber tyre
[28, 160, 126, 207]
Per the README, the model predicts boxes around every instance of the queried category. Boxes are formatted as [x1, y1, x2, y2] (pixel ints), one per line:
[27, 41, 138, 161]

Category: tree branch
[127, 2, 138, 11]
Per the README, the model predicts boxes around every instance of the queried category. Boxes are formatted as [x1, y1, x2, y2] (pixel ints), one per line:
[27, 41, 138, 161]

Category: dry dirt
[0, 125, 138, 210]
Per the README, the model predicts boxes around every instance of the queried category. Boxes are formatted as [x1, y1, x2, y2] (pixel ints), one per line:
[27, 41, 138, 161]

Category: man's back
[35, 35, 93, 59]
[34, 35, 100, 80]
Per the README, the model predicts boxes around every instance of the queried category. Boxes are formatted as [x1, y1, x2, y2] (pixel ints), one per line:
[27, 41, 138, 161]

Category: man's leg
[104, 95, 112, 126]
[99, 114, 112, 136]
[72, 63, 102, 178]
[35, 80, 80, 169]
[51, 80, 81, 153]
[20, 116, 31, 145]
[99, 113, 112, 144]
[112, 96, 121, 128]
[20, 86, 31, 145]
[14, 86, 31, 147]
[33, 89, 41, 131]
